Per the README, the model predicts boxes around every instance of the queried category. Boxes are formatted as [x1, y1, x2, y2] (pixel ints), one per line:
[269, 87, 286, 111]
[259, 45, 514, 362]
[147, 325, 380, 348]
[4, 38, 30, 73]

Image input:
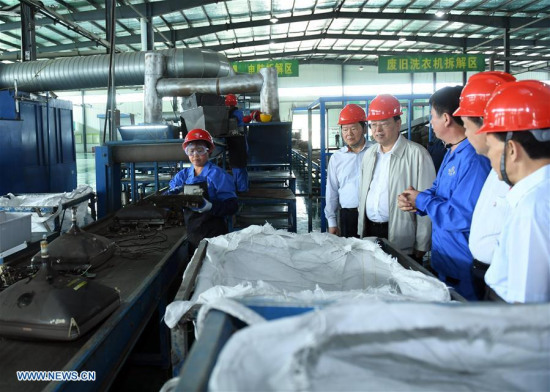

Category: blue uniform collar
[191, 161, 214, 179]
[449, 137, 470, 154]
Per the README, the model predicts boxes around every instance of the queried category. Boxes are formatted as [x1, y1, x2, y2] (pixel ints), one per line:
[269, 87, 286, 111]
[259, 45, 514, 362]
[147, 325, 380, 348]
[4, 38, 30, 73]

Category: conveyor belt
[0, 217, 188, 392]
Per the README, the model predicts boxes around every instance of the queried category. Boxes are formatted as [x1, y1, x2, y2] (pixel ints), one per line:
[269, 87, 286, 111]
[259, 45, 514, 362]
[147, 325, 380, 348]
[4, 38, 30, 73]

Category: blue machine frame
[95, 140, 186, 218]
[295, 94, 432, 232]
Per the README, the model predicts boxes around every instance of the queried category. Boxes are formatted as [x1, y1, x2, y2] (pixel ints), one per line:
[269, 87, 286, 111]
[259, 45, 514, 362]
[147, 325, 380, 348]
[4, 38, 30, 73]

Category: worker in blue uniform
[453, 71, 516, 300]
[225, 94, 249, 193]
[397, 86, 491, 300]
[168, 128, 238, 256]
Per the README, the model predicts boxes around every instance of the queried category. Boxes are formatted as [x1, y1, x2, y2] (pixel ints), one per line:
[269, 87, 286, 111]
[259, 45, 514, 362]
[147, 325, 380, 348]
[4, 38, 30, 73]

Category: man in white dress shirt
[478, 80, 550, 303]
[357, 94, 436, 261]
[325, 104, 373, 237]
[453, 71, 516, 300]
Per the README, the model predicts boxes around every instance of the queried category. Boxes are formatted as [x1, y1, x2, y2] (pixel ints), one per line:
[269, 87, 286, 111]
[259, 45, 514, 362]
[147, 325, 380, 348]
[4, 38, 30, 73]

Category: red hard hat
[183, 128, 215, 151]
[225, 94, 237, 107]
[454, 71, 516, 117]
[250, 110, 261, 121]
[338, 104, 367, 125]
[366, 95, 403, 121]
[477, 80, 550, 135]
[243, 115, 252, 123]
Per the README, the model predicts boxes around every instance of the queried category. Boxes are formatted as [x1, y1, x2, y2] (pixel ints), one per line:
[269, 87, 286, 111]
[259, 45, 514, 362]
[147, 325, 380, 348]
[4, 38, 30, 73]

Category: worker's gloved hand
[190, 198, 212, 213]
[163, 186, 183, 195]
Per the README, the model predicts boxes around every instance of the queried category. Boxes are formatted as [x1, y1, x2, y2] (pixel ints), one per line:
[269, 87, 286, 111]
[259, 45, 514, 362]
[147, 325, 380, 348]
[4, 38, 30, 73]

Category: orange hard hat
[366, 94, 403, 121]
[338, 104, 367, 125]
[454, 71, 516, 117]
[225, 94, 237, 107]
[183, 128, 214, 151]
[477, 80, 550, 136]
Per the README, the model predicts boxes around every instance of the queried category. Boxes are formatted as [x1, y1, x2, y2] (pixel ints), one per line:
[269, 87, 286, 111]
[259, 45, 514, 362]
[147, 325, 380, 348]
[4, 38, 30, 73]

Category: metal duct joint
[144, 52, 165, 124]
[260, 67, 280, 122]
[0, 49, 233, 92]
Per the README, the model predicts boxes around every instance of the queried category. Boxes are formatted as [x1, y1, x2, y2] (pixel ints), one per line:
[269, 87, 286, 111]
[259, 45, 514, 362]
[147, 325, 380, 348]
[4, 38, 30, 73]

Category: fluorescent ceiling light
[270, 17, 279, 23]
[435, 10, 445, 17]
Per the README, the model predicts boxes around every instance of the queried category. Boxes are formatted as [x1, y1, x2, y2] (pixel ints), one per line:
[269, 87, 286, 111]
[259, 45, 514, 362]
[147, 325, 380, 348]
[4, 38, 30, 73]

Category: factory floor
[76, 152, 322, 234]
[75, 153, 321, 390]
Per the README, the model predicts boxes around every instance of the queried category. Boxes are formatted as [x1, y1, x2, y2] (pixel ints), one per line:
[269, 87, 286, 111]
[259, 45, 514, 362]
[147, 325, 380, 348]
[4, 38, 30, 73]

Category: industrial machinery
[0, 89, 76, 195]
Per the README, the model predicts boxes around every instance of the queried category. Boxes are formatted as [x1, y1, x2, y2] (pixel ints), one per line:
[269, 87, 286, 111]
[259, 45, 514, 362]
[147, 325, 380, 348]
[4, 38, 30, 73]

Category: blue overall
[170, 161, 237, 251]
[415, 139, 490, 300]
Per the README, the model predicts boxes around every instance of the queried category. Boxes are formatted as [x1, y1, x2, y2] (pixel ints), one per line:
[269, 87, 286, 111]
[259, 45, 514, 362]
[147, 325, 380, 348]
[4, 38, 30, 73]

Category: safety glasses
[184, 146, 209, 156]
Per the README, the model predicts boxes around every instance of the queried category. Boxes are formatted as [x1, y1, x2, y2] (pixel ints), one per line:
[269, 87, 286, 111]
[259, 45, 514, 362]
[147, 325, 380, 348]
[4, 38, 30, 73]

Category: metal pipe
[0, 48, 233, 92]
[144, 52, 165, 124]
[157, 70, 281, 121]
[155, 73, 264, 96]
[260, 67, 280, 122]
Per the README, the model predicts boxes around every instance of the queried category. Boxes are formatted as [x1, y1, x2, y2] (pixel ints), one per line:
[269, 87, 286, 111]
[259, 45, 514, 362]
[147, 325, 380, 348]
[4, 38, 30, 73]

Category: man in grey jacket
[358, 94, 436, 261]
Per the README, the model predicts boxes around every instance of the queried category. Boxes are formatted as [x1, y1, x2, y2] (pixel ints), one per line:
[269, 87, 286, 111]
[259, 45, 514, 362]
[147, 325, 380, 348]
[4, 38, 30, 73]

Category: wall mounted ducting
[0, 48, 233, 92]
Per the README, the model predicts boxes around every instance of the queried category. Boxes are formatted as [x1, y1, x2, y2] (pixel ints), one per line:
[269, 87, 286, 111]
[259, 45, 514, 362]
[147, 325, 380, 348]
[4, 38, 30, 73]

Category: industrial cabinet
[0, 90, 77, 195]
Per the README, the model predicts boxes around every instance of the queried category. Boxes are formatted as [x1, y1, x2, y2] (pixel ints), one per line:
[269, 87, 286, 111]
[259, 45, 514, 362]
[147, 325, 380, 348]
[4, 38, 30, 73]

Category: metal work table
[234, 188, 297, 232]
[0, 218, 188, 392]
[247, 170, 296, 193]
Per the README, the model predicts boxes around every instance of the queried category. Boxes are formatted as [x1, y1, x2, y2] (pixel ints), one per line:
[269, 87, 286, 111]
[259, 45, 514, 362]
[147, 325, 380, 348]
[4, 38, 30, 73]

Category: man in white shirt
[325, 104, 373, 237]
[478, 80, 550, 303]
[453, 71, 515, 300]
[358, 94, 436, 261]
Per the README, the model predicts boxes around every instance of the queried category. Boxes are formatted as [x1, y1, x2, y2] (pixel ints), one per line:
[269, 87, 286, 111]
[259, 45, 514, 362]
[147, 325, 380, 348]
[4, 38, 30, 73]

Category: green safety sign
[378, 54, 485, 73]
[231, 60, 299, 77]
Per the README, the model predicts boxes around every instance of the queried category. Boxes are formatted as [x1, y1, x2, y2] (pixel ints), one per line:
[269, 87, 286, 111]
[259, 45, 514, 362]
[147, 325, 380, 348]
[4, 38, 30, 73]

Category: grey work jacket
[357, 136, 436, 253]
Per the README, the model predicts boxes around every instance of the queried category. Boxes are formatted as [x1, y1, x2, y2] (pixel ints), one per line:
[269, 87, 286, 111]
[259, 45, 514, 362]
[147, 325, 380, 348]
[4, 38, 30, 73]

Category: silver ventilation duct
[155, 74, 264, 96]
[259, 67, 280, 122]
[155, 68, 280, 121]
[0, 48, 233, 92]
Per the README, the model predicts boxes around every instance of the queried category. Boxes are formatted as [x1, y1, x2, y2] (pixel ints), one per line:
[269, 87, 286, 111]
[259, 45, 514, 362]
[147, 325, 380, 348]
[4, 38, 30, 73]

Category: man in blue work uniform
[225, 94, 249, 193]
[453, 71, 516, 300]
[397, 86, 491, 300]
[168, 128, 238, 256]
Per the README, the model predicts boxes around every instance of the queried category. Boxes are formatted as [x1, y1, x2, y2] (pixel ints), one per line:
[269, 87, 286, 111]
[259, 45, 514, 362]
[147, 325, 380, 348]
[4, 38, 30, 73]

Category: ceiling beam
[3, 9, 550, 34]
[0, 0, 228, 31]
[17, 30, 549, 55]
[199, 34, 549, 53]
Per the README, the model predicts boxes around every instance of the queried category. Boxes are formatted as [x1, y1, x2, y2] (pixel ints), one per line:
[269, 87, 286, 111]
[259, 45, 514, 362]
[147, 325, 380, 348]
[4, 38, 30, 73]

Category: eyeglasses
[368, 120, 394, 130]
[185, 146, 209, 156]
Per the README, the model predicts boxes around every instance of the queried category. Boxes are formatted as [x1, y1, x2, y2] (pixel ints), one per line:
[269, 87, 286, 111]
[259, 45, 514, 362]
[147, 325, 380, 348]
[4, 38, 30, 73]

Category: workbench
[247, 170, 296, 193]
[0, 217, 188, 392]
[234, 188, 297, 232]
